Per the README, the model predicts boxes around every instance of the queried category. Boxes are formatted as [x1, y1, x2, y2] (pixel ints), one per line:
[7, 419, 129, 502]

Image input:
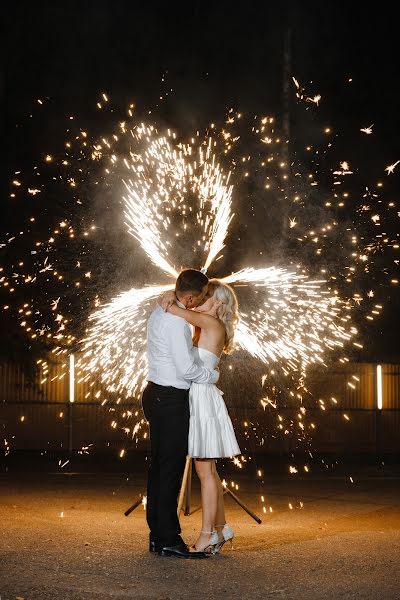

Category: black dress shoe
[158, 542, 208, 559]
[149, 540, 158, 553]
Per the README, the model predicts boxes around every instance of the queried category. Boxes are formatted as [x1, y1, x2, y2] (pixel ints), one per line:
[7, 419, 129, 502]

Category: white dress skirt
[188, 347, 241, 458]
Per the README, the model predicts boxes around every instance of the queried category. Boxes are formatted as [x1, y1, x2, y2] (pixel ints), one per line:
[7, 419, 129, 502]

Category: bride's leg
[213, 465, 226, 534]
[193, 458, 218, 550]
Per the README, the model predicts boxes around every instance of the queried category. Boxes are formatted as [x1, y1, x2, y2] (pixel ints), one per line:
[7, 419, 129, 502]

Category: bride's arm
[157, 290, 221, 330]
[158, 289, 176, 311]
[167, 304, 219, 330]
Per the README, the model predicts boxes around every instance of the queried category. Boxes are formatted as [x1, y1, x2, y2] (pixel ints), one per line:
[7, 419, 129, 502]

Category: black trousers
[142, 381, 189, 547]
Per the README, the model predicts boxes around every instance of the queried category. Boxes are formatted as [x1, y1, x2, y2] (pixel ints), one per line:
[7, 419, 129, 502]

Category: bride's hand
[158, 290, 177, 312]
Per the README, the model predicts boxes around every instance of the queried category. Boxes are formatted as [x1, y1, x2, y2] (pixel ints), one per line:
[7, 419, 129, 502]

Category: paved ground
[1, 454, 400, 599]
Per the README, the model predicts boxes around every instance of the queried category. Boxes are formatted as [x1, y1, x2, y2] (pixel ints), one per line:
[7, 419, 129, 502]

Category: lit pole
[68, 354, 75, 452]
[375, 364, 383, 456]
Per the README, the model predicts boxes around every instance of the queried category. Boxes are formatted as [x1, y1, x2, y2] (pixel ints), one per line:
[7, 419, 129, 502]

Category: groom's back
[147, 305, 189, 389]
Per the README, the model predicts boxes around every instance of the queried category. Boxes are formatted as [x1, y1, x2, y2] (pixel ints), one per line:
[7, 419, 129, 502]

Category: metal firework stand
[125, 455, 262, 524]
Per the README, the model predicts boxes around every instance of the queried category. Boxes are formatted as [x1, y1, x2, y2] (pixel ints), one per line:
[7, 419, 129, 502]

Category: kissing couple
[142, 268, 241, 558]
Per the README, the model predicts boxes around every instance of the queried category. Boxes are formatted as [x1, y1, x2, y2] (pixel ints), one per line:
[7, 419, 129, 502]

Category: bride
[159, 279, 240, 554]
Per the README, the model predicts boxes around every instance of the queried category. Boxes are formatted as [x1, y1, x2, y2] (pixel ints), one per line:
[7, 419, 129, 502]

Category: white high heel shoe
[211, 523, 234, 554]
[191, 530, 216, 554]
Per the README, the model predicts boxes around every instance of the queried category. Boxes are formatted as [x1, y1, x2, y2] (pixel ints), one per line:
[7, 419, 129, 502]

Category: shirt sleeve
[166, 318, 219, 384]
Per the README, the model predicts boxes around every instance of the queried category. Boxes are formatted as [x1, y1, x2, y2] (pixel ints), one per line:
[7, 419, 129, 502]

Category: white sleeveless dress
[188, 347, 241, 458]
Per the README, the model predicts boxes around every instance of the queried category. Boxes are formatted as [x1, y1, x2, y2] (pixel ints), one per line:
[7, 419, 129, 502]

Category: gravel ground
[1, 459, 400, 600]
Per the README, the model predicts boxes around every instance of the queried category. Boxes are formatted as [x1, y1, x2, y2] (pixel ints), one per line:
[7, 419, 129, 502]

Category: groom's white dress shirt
[147, 304, 219, 389]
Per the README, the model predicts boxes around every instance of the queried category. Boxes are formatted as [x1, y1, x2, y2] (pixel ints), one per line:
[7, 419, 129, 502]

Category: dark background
[1, 1, 399, 362]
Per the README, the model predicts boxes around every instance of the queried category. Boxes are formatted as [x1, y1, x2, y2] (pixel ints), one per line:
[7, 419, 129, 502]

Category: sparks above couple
[142, 268, 240, 559]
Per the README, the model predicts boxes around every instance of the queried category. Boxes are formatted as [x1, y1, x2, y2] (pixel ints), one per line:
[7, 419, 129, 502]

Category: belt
[147, 381, 189, 393]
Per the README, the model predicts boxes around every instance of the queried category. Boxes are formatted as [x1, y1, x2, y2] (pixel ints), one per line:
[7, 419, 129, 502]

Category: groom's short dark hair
[176, 269, 208, 294]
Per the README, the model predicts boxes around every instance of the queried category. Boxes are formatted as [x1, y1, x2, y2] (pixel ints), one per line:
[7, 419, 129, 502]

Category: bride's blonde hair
[210, 279, 239, 354]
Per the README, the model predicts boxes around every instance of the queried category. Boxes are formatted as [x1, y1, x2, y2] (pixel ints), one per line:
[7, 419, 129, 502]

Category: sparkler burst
[1, 88, 398, 455]
[121, 125, 233, 278]
[81, 126, 357, 401]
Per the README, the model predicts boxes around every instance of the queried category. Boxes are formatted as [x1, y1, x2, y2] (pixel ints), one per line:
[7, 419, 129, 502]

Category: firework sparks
[385, 160, 400, 175]
[1, 93, 397, 456]
[307, 95, 321, 106]
[360, 124, 374, 134]
[122, 127, 233, 277]
[81, 134, 357, 399]
[82, 284, 171, 397]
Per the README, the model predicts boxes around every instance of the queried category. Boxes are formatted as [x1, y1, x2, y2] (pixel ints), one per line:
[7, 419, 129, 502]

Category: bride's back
[194, 320, 226, 358]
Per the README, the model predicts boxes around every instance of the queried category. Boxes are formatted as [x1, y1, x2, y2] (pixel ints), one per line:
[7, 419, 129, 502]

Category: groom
[142, 269, 219, 559]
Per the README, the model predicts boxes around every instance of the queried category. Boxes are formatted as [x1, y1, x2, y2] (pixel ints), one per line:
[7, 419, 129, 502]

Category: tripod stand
[125, 455, 262, 524]
[177, 456, 262, 523]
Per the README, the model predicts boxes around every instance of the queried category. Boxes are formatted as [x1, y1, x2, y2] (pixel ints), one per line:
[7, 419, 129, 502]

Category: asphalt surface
[1, 455, 400, 600]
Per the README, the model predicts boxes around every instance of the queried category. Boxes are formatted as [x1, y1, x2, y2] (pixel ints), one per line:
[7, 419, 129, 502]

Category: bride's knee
[194, 459, 214, 481]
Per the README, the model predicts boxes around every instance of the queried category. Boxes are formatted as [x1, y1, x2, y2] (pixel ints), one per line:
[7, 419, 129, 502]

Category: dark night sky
[1, 1, 399, 361]
[2, 3, 399, 142]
